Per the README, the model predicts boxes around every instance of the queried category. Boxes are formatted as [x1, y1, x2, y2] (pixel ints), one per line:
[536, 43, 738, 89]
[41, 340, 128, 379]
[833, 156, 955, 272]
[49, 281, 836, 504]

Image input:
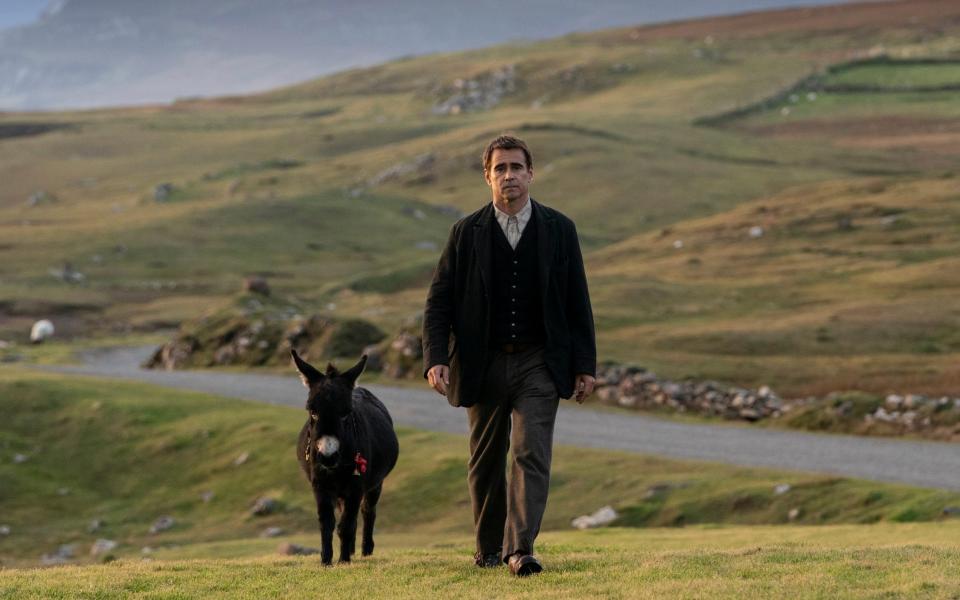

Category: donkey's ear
[341, 354, 367, 387]
[291, 349, 324, 388]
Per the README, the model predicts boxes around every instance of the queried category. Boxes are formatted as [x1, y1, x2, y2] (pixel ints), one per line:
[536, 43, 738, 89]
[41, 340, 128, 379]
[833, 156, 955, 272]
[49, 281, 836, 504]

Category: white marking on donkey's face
[316, 436, 340, 457]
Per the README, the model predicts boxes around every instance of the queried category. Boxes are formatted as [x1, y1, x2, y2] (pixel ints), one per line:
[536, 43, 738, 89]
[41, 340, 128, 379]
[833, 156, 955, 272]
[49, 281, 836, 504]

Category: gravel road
[42, 346, 959, 491]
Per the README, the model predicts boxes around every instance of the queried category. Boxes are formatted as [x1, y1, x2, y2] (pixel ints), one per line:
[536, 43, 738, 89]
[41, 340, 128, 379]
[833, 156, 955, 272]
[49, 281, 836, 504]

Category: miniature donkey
[292, 350, 399, 565]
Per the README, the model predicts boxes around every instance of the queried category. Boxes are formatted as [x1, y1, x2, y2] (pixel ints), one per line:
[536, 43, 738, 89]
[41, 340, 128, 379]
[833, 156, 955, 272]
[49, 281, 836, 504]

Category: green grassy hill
[1, 370, 958, 571]
[2, 0, 960, 396]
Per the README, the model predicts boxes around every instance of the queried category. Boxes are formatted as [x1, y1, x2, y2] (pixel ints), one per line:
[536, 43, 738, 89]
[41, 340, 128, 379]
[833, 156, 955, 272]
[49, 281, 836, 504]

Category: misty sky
[0, 1, 858, 32]
[0, 0, 48, 29]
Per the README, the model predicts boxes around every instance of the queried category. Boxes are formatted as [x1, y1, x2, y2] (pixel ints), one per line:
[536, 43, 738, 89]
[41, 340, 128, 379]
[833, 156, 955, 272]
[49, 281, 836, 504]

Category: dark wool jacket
[422, 199, 596, 408]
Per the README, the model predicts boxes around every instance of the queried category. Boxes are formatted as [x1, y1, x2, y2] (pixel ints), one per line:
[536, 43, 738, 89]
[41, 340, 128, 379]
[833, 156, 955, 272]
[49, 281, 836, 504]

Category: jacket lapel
[473, 203, 494, 296]
[532, 199, 555, 306]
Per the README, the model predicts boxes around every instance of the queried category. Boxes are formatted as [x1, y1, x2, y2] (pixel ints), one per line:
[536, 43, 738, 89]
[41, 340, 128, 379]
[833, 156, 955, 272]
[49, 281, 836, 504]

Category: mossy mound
[144, 294, 385, 370]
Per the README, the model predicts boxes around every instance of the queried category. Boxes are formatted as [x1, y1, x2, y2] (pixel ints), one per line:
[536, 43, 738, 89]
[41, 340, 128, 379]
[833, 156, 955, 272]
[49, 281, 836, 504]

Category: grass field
[2, 524, 960, 599]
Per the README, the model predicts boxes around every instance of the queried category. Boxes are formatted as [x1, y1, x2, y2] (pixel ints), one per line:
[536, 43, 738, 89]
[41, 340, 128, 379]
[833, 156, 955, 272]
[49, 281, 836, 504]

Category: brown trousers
[466, 345, 559, 561]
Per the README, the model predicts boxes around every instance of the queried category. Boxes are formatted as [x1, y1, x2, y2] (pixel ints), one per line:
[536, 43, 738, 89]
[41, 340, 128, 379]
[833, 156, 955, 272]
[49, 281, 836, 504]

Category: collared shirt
[493, 199, 532, 250]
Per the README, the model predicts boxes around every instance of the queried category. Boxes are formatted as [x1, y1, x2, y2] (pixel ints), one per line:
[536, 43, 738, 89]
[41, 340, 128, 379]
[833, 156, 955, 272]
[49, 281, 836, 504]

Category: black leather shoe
[474, 552, 501, 568]
[507, 553, 543, 577]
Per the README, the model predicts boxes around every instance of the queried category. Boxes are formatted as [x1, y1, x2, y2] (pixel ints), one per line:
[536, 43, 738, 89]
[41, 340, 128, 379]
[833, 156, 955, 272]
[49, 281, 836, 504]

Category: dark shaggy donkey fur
[292, 350, 399, 565]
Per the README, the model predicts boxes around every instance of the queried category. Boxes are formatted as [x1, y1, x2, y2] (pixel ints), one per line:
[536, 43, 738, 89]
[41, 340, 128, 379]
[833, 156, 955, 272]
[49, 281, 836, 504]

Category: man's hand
[574, 374, 595, 404]
[427, 365, 450, 396]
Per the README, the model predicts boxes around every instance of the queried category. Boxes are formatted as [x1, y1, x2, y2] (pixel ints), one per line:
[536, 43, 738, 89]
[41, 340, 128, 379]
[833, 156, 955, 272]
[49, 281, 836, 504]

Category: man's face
[484, 148, 533, 205]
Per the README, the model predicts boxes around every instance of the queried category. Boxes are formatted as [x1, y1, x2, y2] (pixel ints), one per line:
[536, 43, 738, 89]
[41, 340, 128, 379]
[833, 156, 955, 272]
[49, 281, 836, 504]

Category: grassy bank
[1, 369, 958, 570]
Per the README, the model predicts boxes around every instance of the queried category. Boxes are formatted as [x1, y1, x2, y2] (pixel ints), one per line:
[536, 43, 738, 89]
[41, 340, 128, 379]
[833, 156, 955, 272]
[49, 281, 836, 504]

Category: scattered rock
[571, 505, 618, 529]
[643, 484, 672, 499]
[141, 546, 155, 555]
[375, 315, 424, 379]
[90, 539, 118, 557]
[594, 362, 783, 423]
[672, 239, 684, 249]
[233, 452, 250, 466]
[200, 491, 215, 503]
[154, 183, 175, 202]
[30, 320, 55, 343]
[27, 190, 57, 207]
[243, 276, 271, 296]
[787, 508, 801, 521]
[41, 544, 76, 565]
[57, 487, 70, 496]
[48, 261, 85, 284]
[149, 516, 175, 534]
[12, 453, 28, 464]
[87, 519, 105, 533]
[260, 527, 285, 538]
[277, 542, 319, 556]
[749, 225, 765, 238]
[837, 216, 855, 231]
[432, 65, 516, 115]
[369, 154, 436, 187]
[145, 297, 385, 371]
[774, 484, 792, 495]
[250, 497, 281, 517]
[0, 525, 10, 536]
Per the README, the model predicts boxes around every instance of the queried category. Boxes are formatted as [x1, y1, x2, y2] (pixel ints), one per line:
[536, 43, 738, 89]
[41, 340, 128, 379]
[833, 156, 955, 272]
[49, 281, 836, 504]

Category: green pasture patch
[823, 61, 960, 90]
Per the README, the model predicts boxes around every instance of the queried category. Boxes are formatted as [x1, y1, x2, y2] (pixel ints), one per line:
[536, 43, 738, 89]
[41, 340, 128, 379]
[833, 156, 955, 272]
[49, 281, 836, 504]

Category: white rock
[149, 515, 175, 534]
[774, 483, 791, 495]
[261, 527, 285, 538]
[30, 320, 55, 343]
[0, 524, 10, 536]
[233, 452, 250, 466]
[12, 453, 28, 464]
[571, 505, 618, 529]
[749, 226, 765, 238]
[672, 240, 684, 249]
[90, 539, 118, 556]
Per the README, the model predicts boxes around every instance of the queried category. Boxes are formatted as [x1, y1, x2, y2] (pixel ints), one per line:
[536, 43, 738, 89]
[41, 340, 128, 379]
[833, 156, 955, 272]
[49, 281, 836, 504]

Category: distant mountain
[0, 0, 853, 110]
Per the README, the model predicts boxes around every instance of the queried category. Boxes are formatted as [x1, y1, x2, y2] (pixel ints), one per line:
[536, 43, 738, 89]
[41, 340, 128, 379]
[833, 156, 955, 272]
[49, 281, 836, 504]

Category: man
[422, 135, 596, 577]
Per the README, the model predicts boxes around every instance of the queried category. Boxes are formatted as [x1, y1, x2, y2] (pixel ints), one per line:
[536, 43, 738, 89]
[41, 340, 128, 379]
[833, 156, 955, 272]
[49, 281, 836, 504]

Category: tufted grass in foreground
[2, 525, 959, 599]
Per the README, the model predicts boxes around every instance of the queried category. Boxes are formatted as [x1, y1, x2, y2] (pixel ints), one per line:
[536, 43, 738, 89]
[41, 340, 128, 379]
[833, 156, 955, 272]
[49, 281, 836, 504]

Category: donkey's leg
[314, 489, 336, 566]
[361, 484, 383, 556]
[337, 492, 362, 563]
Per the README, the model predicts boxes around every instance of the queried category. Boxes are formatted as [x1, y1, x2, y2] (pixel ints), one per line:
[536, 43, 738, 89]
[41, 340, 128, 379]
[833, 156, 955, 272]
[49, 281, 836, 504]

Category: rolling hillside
[1, 0, 959, 397]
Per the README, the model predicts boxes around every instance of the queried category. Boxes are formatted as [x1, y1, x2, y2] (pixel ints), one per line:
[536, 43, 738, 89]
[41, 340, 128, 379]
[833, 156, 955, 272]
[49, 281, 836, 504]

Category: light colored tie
[507, 215, 520, 250]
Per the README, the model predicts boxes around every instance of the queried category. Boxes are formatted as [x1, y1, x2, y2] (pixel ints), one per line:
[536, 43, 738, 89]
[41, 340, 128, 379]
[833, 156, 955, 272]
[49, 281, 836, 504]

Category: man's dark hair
[482, 135, 533, 172]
